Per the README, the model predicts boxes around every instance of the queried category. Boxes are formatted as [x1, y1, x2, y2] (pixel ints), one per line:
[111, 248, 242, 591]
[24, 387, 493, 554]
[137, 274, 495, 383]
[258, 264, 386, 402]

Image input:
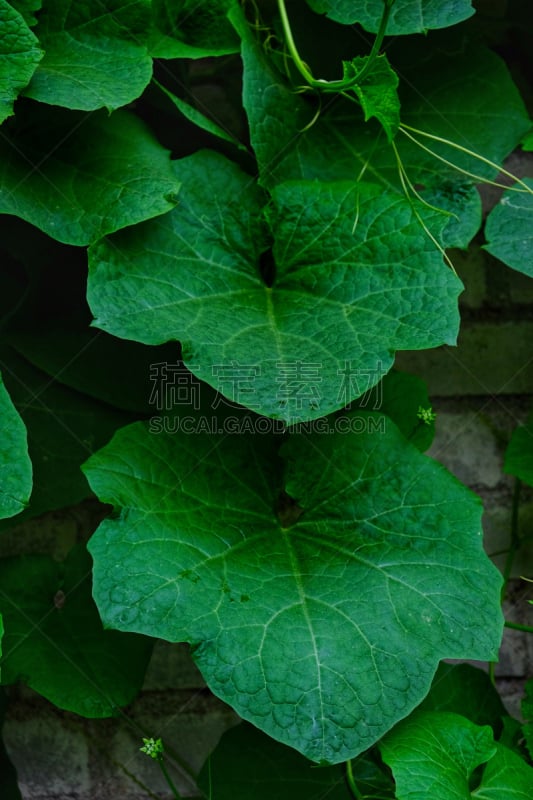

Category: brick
[451, 245, 487, 310]
[427, 411, 503, 489]
[484, 502, 533, 576]
[142, 642, 205, 691]
[395, 322, 533, 396]
[95, 692, 239, 798]
[4, 714, 90, 799]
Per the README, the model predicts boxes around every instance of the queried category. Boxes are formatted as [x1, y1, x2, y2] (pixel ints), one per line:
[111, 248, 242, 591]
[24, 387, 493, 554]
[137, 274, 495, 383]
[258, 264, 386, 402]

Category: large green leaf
[234, 7, 529, 248]
[148, 0, 239, 58]
[0, 1, 42, 124]
[84, 415, 503, 764]
[0, 346, 129, 522]
[0, 546, 153, 716]
[9, 329, 182, 414]
[381, 711, 533, 799]
[484, 179, 533, 277]
[88, 149, 462, 424]
[0, 108, 180, 245]
[198, 721, 390, 799]
[23, 0, 152, 111]
[503, 410, 533, 487]
[305, 0, 474, 34]
[0, 372, 31, 520]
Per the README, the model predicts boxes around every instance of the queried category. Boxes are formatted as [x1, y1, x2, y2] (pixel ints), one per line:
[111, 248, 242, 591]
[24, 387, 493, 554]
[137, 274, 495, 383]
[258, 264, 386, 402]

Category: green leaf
[483, 179, 533, 278]
[0, 1, 43, 125]
[149, 0, 239, 58]
[521, 131, 533, 151]
[153, 79, 245, 149]
[382, 711, 533, 799]
[366, 369, 435, 451]
[23, 0, 152, 111]
[8, 1, 41, 27]
[234, 10, 528, 249]
[9, 329, 182, 414]
[381, 711, 497, 799]
[503, 410, 533, 487]
[0, 546, 153, 716]
[88, 149, 462, 424]
[84, 416, 503, 763]
[0, 346, 129, 522]
[474, 743, 533, 799]
[342, 54, 400, 141]
[0, 372, 31, 520]
[197, 721, 353, 799]
[306, 0, 475, 34]
[0, 108, 181, 245]
[417, 663, 507, 729]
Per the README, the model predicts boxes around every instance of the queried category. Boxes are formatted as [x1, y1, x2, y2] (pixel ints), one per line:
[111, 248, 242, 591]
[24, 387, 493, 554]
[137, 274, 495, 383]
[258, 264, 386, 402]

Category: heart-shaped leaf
[84, 415, 503, 763]
[88, 150, 462, 423]
[0, 107, 181, 245]
[305, 0, 474, 34]
[381, 711, 533, 799]
[0, 546, 152, 716]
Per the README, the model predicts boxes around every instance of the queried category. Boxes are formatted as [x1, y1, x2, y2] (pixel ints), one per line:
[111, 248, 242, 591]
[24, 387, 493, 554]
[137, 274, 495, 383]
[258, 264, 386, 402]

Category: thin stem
[346, 760, 365, 799]
[391, 139, 457, 273]
[354, 0, 395, 84]
[277, 0, 316, 86]
[158, 757, 183, 800]
[505, 620, 533, 634]
[501, 478, 522, 602]
[277, 0, 394, 91]
[393, 140, 456, 217]
[400, 125, 533, 195]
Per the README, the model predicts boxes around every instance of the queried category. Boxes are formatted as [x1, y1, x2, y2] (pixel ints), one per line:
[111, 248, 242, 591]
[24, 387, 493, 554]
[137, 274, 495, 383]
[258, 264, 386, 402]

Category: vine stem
[276, 0, 315, 86]
[355, 0, 396, 84]
[505, 620, 533, 634]
[400, 125, 533, 195]
[501, 478, 522, 602]
[277, 0, 395, 91]
[346, 760, 365, 799]
[157, 757, 183, 800]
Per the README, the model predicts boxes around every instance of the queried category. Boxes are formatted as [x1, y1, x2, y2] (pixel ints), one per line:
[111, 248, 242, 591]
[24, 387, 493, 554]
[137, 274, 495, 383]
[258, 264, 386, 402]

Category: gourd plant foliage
[0, 0, 532, 795]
